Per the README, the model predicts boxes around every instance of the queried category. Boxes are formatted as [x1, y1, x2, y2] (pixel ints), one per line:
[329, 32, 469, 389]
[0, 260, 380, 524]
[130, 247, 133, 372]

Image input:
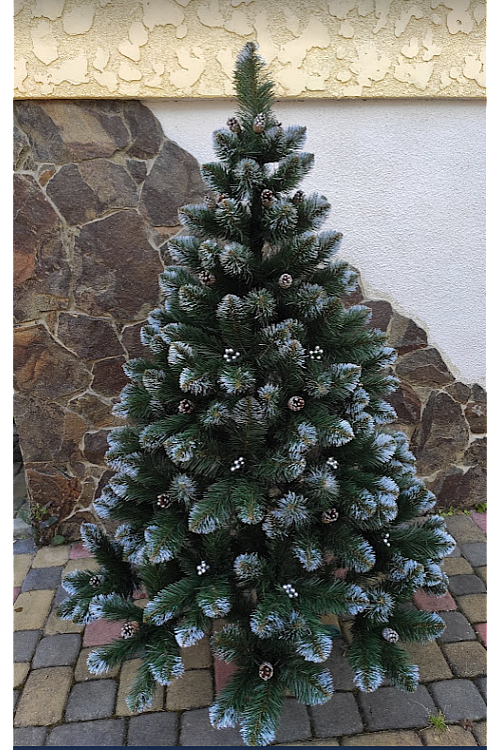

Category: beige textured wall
[14, 0, 486, 99]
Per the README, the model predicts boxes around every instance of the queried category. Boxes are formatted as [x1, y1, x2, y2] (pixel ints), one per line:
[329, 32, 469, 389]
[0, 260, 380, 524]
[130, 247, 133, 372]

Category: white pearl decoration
[223, 348, 241, 363]
[230, 456, 245, 472]
[309, 346, 324, 361]
[282, 583, 299, 599]
[197, 561, 210, 575]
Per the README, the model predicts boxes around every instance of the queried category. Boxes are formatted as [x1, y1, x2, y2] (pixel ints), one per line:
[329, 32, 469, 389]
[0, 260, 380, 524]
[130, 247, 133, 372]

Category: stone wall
[13, 100, 205, 541]
[13, 100, 486, 542]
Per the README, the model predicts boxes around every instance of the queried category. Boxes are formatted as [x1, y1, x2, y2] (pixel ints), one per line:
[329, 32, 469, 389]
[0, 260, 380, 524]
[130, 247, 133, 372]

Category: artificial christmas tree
[59, 42, 454, 746]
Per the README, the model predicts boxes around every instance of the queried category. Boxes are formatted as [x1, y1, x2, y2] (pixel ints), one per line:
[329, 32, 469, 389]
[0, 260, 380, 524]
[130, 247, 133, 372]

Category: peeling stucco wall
[14, 0, 486, 99]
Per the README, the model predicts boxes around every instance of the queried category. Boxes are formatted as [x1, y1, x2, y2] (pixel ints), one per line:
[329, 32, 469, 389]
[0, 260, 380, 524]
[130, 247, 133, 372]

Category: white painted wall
[146, 99, 486, 386]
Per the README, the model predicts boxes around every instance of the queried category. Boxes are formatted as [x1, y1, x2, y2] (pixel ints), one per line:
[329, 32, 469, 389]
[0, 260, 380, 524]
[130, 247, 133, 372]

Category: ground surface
[13, 507, 486, 747]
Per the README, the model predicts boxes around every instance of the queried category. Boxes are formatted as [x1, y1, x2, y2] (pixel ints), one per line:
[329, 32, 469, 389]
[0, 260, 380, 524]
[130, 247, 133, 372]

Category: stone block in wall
[411, 392, 469, 476]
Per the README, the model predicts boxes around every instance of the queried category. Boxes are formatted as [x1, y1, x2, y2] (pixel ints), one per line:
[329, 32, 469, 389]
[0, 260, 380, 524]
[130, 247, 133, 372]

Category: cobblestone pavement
[13, 513, 486, 747]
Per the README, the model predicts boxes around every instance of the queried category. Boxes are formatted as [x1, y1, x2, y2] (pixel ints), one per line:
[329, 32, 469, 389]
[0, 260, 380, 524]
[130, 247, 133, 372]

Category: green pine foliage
[58, 42, 453, 746]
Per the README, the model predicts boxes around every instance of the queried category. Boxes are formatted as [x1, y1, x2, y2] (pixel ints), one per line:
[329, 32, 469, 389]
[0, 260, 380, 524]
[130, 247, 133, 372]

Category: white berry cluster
[309, 345, 324, 361]
[197, 560, 210, 576]
[382, 532, 391, 547]
[282, 583, 299, 599]
[326, 457, 339, 469]
[223, 348, 241, 362]
[230, 456, 245, 472]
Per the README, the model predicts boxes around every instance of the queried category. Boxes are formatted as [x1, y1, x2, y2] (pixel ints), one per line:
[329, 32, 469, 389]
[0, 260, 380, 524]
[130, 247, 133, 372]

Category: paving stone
[21, 566, 62, 592]
[470, 512, 487, 533]
[476, 566, 487, 585]
[13, 586, 20, 603]
[83, 618, 125, 646]
[64, 557, 100, 574]
[14, 554, 34, 586]
[69, 542, 93, 559]
[438, 611, 477, 643]
[428, 679, 486, 722]
[14, 629, 42, 661]
[14, 727, 48, 746]
[420, 724, 478, 745]
[65, 679, 118, 721]
[274, 699, 312, 744]
[44, 607, 84, 635]
[75, 646, 121, 681]
[181, 636, 212, 669]
[442, 641, 487, 678]
[46, 719, 126, 746]
[14, 590, 54, 630]
[311, 691, 363, 737]
[180, 707, 245, 746]
[214, 656, 238, 692]
[14, 517, 31, 539]
[413, 589, 457, 611]
[116, 658, 164, 715]
[358, 685, 436, 731]
[32, 633, 81, 668]
[473, 721, 486, 746]
[166, 668, 213, 710]
[460, 543, 487, 568]
[475, 677, 487, 701]
[53, 583, 68, 606]
[324, 638, 355, 690]
[456, 595, 487, 624]
[342, 731, 422, 745]
[401, 641, 453, 682]
[128, 711, 178, 745]
[13, 662, 30, 688]
[13, 689, 19, 710]
[447, 544, 462, 557]
[445, 515, 486, 544]
[441, 557, 473, 576]
[474, 623, 487, 646]
[32, 545, 70, 568]
[14, 666, 73, 726]
[448, 574, 486, 595]
[14, 538, 37, 554]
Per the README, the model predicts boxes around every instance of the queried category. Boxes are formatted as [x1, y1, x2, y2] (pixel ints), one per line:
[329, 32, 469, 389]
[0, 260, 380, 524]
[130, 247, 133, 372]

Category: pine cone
[199, 270, 216, 286]
[288, 395, 305, 411]
[292, 190, 305, 205]
[89, 574, 103, 588]
[261, 189, 274, 207]
[227, 116, 241, 133]
[322, 508, 339, 524]
[253, 113, 267, 133]
[259, 661, 274, 680]
[278, 273, 293, 288]
[178, 399, 195, 414]
[121, 621, 140, 639]
[381, 627, 399, 643]
[157, 493, 172, 509]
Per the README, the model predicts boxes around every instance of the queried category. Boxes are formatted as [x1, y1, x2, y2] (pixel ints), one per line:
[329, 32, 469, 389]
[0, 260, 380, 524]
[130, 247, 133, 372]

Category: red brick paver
[83, 619, 125, 647]
[471, 512, 487, 534]
[214, 657, 238, 692]
[474, 623, 487, 646]
[69, 543, 92, 560]
[413, 590, 457, 611]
